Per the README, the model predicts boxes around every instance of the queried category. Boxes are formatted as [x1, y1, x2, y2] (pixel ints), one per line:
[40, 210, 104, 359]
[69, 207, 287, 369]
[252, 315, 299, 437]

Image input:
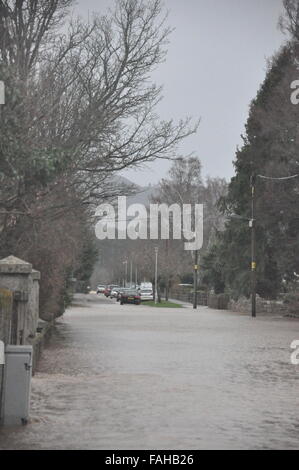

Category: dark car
[116, 287, 135, 301]
[120, 289, 141, 305]
[116, 288, 127, 301]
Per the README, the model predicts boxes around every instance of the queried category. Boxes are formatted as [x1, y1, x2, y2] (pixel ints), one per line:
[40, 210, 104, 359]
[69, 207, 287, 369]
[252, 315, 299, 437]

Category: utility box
[2, 345, 33, 426]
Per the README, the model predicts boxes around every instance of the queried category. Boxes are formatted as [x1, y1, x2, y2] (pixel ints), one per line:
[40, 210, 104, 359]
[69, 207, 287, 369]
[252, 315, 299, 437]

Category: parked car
[139, 287, 154, 301]
[110, 287, 120, 299]
[96, 284, 106, 294]
[116, 288, 135, 301]
[140, 282, 153, 290]
[104, 286, 111, 297]
[104, 284, 119, 297]
[116, 288, 128, 301]
[120, 289, 141, 305]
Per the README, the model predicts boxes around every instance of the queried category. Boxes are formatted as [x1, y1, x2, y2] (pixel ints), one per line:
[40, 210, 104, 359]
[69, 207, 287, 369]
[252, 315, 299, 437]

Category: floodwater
[0, 294, 298, 450]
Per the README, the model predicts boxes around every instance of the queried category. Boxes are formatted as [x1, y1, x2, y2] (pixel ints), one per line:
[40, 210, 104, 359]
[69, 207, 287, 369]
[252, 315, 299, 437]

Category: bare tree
[0, 0, 198, 217]
[0, 1, 199, 315]
[0, 0, 74, 74]
[151, 157, 227, 288]
[279, 0, 299, 40]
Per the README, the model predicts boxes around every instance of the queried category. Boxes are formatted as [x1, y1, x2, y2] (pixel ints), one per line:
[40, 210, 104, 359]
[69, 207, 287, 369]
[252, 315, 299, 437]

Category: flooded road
[0, 294, 298, 450]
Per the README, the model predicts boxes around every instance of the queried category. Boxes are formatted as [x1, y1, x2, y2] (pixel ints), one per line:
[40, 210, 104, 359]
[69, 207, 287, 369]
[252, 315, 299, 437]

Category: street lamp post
[193, 250, 199, 309]
[180, 228, 200, 310]
[130, 260, 133, 287]
[123, 260, 128, 287]
[250, 174, 257, 318]
[154, 247, 158, 305]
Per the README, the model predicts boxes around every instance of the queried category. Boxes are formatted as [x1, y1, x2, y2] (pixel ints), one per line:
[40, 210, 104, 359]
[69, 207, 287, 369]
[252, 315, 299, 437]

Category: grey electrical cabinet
[3, 345, 33, 426]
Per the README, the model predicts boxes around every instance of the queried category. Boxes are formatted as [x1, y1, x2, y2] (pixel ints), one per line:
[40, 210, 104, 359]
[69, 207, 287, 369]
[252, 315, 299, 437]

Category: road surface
[0, 294, 298, 450]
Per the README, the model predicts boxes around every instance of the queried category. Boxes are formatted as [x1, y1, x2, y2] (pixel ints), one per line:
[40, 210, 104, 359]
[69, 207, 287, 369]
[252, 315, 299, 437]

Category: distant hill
[115, 175, 159, 206]
[127, 184, 159, 206]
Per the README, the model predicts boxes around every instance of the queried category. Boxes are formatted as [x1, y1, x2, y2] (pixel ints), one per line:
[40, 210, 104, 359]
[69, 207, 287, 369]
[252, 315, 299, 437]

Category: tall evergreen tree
[203, 42, 299, 299]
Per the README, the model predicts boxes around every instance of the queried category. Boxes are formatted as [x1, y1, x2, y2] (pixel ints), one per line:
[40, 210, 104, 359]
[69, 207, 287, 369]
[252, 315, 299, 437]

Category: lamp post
[180, 228, 200, 310]
[123, 259, 128, 287]
[250, 174, 257, 318]
[193, 250, 199, 309]
[154, 246, 158, 304]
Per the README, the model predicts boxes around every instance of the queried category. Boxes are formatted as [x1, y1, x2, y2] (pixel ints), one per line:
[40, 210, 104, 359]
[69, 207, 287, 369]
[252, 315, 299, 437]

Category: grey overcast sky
[74, 0, 286, 185]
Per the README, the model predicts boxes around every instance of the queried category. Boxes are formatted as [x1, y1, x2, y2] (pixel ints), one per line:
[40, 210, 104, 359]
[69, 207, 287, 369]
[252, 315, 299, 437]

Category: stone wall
[0, 256, 53, 370]
[176, 290, 290, 315]
[28, 320, 52, 374]
[228, 295, 288, 315]
[0, 256, 40, 345]
[206, 292, 294, 316]
[228, 295, 290, 316]
[207, 293, 230, 310]
[0, 256, 53, 425]
[27, 270, 41, 339]
[208, 294, 229, 310]
[0, 289, 13, 416]
[0, 289, 13, 344]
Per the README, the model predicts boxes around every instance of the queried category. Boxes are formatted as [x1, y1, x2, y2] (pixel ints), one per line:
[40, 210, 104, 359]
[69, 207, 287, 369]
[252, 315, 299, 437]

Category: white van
[140, 282, 153, 290]
[139, 282, 154, 301]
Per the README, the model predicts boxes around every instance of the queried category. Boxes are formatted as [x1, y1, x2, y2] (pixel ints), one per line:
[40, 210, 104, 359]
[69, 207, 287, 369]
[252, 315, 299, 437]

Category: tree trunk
[165, 281, 169, 301]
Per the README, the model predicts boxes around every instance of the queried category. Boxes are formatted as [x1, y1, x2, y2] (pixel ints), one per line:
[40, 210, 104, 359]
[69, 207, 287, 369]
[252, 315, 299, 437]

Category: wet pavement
[0, 294, 298, 450]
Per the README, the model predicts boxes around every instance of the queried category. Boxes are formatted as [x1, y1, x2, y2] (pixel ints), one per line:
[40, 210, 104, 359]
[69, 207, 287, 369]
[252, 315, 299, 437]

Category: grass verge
[142, 300, 183, 308]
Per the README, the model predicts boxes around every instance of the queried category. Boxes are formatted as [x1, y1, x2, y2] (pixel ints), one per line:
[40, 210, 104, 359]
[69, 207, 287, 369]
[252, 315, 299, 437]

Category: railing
[169, 290, 208, 306]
